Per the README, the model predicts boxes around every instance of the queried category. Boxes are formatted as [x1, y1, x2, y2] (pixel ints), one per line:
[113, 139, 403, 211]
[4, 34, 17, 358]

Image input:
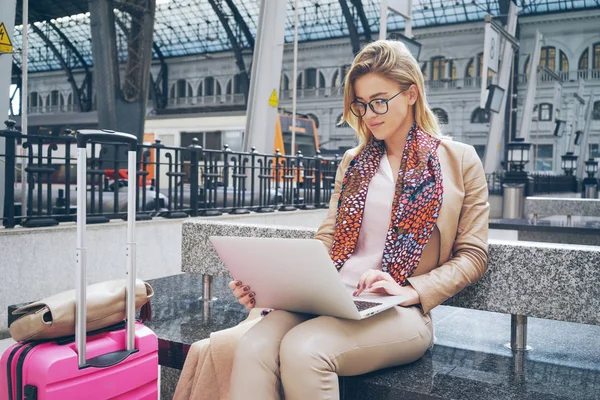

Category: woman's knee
[279, 316, 339, 372]
[234, 324, 280, 370]
[234, 310, 307, 370]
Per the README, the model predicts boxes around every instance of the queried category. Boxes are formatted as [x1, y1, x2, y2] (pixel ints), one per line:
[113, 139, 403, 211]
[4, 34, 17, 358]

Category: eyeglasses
[349, 88, 408, 117]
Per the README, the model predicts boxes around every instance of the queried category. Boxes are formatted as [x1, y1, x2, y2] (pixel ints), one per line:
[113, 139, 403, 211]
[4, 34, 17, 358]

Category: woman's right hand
[228, 280, 256, 310]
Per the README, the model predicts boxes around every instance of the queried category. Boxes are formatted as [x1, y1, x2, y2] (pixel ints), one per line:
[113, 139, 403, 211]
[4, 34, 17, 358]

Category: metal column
[517, 31, 542, 142]
[243, 0, 287, 154]
[88, 0, 120, 130]
[0, 0, 17, 224]
[483, 3, 518, 174]
[576, 90, 596, 181]
[88, 0, 155, 141]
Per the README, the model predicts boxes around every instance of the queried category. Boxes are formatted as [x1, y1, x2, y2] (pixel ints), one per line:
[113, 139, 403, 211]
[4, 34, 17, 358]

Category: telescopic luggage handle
[76, 129, 138, 151]
[75, 129, 138, 369]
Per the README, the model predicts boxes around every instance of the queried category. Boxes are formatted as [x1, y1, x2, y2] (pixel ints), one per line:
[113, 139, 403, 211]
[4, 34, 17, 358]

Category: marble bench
[182, 219, 600, 331]
[176, 219, 600, 399]
[525, 197, 600, 225]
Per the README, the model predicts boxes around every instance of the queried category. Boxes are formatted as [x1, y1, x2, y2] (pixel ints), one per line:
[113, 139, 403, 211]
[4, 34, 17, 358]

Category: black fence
[1, 120, 586, 229]
[485, 172, 583, 196]
[485, 173, 504, 195]
[529, 172, 579, 195]
[0, 121, 341, 229]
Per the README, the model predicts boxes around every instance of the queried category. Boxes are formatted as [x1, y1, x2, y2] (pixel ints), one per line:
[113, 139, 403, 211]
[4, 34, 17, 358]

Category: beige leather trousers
[229, 306, 433, 400]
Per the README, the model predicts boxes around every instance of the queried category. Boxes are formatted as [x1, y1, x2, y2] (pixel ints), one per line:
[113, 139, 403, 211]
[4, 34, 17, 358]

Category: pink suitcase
[1, 130, 158, 399]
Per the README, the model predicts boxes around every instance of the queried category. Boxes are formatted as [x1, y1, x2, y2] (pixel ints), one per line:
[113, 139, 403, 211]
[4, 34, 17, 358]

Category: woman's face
[352, 73, 417, 142]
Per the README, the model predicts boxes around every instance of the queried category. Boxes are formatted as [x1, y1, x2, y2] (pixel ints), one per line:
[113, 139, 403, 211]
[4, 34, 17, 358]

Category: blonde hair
[341, 40, 445, 149]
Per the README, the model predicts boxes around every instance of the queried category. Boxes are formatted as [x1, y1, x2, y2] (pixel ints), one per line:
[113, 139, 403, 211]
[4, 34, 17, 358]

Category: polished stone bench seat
[525, 196, 600, 225]
[489, 218, 600, 246]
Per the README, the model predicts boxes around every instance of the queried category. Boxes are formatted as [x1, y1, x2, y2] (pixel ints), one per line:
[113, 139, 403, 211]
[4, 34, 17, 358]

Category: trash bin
[584, 183, 598, 199]
[502, 183, 525, 219]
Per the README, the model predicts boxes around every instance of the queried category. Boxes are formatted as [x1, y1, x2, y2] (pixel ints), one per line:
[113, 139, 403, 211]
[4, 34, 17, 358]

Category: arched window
[466, 59, 474, 78]
[594, 42, 600, 69]
[318, 71, 326, 88]
[421, 62, 427, 79]
[296, 72, 303, 89]
[430, 56, 445, 81]
[29, 91, 41, 107]
[593, 101, 600, 121]
[467, 53, 495, 81]
[231, 73, 246, 94]
[332, 65, 350, 88]
[432, 108, 448, 124]
[171, 79, 191, 98]
[197, 81, 203, 97]
[336, 113, 349, 128]
[471, 107, 490, 124]
[538, 103, 553, 121]
[67, 92, 75, 111]
[205, 77, 215, 96]
[540, 46, 556, 71]
[307, 113, 320, 128]
[579, 48, 589, 71]
[559, 50, 569, 72]
[46, 90, 64, 111]
[281, 74, 290, 92]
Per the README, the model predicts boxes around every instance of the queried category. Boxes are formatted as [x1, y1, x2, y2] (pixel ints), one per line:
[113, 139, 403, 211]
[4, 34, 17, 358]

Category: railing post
[1, 120, 22, 228]
[250, 147, 257, 210]
[153, 139, 164, 216]
[188, 138, 202, 217]
[314, 151, 322, 207]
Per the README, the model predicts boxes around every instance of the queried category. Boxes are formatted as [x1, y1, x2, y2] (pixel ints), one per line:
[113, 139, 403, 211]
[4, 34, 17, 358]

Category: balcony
[18, 69, 600, 117]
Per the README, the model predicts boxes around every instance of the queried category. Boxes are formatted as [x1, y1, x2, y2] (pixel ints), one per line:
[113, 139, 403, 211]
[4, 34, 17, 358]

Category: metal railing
[486, 172, 504, 195]
[0, 121, 341, 229]
[530, 172, 578, 194]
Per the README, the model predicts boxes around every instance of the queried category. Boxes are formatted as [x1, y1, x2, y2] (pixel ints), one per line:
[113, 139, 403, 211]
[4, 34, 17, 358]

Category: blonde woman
[228, 40, 489, 400]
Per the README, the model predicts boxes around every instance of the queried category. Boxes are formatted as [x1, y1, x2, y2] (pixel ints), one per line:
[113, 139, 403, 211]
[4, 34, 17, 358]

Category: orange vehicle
[274, 113, 319, 156]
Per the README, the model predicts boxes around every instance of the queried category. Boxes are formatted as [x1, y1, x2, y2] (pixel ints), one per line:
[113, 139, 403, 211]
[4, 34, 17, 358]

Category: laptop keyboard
[354, 300, 383, 312]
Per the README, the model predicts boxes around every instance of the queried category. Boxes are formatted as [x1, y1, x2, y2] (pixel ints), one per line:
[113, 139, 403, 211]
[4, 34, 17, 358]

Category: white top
[338, 155, 440, 288]
[339, 155, 396, 287]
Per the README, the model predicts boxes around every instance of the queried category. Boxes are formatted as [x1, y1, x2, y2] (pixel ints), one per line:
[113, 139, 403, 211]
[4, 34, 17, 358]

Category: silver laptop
[209, 236, 411, 320]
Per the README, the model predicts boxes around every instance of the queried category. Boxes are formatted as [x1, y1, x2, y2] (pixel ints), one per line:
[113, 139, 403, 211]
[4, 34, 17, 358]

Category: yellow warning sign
[268, 89, 278, 107]
[0, 23, 13, 53]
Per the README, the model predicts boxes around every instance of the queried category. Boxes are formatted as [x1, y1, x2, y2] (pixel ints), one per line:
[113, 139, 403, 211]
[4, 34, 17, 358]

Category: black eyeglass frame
[349, 87, 410, 117]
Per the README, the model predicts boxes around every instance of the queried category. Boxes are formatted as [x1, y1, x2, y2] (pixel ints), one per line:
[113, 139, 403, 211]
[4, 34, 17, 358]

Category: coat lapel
[435, 143, 460, 265]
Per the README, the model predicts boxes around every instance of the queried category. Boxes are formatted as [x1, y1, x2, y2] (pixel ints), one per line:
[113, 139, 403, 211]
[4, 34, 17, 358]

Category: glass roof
[11, 0, 600, 73]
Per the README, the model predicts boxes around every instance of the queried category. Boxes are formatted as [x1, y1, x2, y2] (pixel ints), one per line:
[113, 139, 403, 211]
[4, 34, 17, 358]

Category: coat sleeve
[313, 151, 350, 251]
[406, 145, 490, 314]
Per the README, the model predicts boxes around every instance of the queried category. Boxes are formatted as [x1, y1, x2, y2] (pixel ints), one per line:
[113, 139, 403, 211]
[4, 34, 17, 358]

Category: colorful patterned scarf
[329, 123, 443, 286]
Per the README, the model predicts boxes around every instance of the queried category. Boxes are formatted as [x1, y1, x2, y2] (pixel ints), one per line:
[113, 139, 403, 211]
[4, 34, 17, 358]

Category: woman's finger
[228, 280, 243, 290]
[364, 281, 392, 294]
[355, 270, 376, 296]
[364, 272, 386, 289]
[245, 298, 256, 310]
[238, 291, 255, 305]
[233, 285, 251, 298]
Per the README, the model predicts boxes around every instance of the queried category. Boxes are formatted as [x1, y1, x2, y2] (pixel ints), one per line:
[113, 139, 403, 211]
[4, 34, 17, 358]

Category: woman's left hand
[354, 270, 420, 306]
